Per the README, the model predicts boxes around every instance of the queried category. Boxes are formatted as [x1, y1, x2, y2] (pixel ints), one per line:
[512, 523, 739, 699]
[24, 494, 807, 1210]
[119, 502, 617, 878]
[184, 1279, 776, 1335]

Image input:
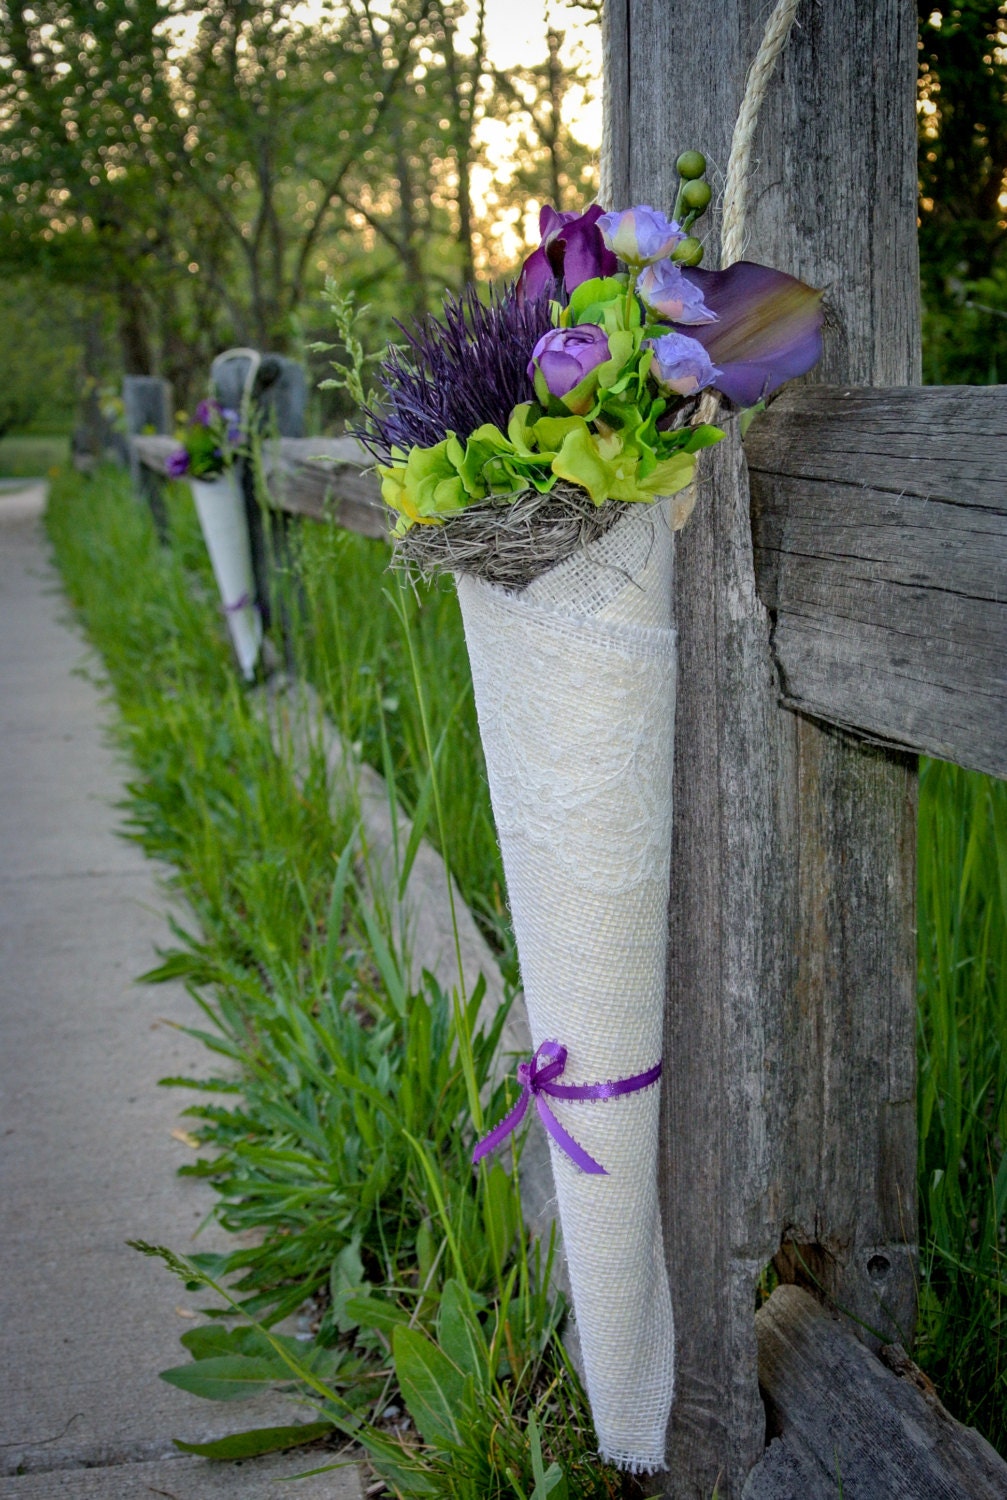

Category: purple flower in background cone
[677, 261, 824, 405]
[166, 448, 190, 479]
[194, 397, 222, 426]
[518, 204, 617, 300]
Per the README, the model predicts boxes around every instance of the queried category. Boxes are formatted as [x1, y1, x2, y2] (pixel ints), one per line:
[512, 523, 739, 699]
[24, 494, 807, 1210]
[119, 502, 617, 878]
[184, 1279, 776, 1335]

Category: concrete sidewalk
[0, 484, 360, 1497]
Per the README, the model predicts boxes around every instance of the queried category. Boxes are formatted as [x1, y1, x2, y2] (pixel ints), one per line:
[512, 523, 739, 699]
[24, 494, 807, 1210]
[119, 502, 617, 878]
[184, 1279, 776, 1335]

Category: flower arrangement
[354, 155, 823, 1473]
[165, 398, 245, 481]
[166, 397, 262, 682]
[361, 152, 822, 587]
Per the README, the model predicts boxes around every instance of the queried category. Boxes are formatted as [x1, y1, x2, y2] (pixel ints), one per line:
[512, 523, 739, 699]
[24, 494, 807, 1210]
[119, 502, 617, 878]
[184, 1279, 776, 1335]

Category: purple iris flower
[529, 324, 611, 399]
[194, 397, 222, 426]
[517, 204, 618, 301]
[675, 261, 824, 405]
[649, 331, 721, 397]
[596, 206, 684, 266]
[165, 448, 190, 479]
[638, 259, 717, 325]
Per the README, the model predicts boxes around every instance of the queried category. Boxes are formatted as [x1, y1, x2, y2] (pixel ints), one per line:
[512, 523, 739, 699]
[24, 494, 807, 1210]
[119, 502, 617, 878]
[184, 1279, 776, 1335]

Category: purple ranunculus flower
[194, 397, 222, 426]
[638, 259, 717, 325]
[676, 261, 824, 405]
[649, 331, 721, 397]
[165, 448, 191, 479]
[528, 323, 611, 402]
[596, 206, 685, 266]
[517, 203, 618, 301]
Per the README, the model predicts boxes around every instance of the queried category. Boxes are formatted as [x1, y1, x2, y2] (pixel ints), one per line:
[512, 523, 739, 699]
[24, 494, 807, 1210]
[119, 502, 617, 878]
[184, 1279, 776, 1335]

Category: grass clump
[46, 464, 632, 1496]
[0, 432, 70, 477]
[916, 758, 1007, 1450]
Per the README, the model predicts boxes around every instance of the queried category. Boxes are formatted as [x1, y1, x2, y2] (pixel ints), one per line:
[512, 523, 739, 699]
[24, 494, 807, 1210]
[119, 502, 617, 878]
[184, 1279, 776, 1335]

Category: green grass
[46, 465, 632, 1497]
[0, 432, 69, 477]
[281, 518, 516, 976]
[916, 758, 1007, 1448]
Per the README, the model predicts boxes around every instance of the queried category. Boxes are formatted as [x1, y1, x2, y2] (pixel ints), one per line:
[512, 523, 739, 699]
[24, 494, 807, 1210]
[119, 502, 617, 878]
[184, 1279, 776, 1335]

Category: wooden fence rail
[132, 406, 1007, 782]
[747, 385, 1007, 779]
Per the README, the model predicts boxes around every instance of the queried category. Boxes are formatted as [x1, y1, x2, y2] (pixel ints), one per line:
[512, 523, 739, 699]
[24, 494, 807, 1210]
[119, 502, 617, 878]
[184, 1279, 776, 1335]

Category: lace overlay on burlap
[456, 501, 677, 1473]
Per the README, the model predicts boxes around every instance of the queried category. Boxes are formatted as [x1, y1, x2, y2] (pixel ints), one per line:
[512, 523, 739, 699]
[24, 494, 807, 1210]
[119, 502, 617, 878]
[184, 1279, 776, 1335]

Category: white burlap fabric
[191, 471, 263, 681]
[456, 499, 677, 1471]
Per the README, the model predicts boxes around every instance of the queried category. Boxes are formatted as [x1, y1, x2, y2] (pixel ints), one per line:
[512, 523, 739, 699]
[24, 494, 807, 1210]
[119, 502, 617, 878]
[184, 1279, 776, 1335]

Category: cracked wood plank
[742, 1286, 1007, 1499]
[747, 386, 1007, 778]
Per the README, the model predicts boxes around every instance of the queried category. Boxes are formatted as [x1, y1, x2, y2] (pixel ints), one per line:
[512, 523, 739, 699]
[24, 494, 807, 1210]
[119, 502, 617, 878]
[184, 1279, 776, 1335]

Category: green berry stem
[624, 266, 639, 328]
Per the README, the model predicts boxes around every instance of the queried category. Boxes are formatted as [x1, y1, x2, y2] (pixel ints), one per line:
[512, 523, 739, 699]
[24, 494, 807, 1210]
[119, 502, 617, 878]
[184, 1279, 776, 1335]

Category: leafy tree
[0, 0, 606, 417]
[918, 0, 1007, 282]
[918, 3, 1007, 377]
[0, 278, 83, 437]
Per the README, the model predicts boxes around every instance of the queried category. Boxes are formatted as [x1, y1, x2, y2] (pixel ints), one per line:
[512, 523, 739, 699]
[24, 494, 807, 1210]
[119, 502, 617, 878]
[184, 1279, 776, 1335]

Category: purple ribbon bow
[472, 1040, 662, 1176]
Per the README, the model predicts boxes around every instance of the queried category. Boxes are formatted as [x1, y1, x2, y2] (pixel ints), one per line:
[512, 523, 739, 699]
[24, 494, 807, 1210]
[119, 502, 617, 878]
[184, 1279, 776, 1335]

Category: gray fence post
[604, 1, 920, 1492]
[123, 376, 173, 540]
[210, 352, 307, 660]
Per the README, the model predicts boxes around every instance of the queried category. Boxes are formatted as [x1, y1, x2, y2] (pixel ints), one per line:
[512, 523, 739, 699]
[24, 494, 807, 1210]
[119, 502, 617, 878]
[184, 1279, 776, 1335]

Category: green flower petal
[550, 425, 617, 505]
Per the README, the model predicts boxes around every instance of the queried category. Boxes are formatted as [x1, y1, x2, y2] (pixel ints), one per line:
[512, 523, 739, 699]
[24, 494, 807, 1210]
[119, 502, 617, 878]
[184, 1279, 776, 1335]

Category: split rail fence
[120, 0, 1007, 1492]
[126, 352, 1006, 1499]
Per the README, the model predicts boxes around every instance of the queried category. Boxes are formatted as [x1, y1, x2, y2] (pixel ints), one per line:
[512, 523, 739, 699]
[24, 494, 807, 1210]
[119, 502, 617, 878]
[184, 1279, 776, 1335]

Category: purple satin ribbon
[472, 1040, 662, 1176]
[224, 593, 254, 614]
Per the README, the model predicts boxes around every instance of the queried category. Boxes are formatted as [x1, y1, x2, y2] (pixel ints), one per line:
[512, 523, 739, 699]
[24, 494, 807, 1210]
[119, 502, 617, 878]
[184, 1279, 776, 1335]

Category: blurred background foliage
[0, 0, 601, 428]
[918, 1, 1007, 379]
[2, 2, 1004, 427]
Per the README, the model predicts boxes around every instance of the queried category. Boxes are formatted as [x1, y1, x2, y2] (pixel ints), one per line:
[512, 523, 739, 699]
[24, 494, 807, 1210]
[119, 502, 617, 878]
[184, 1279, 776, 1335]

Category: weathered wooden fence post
[123, 375, 173, 539]
[603, 2, 920, 1494]
[210, 351, 306, 644]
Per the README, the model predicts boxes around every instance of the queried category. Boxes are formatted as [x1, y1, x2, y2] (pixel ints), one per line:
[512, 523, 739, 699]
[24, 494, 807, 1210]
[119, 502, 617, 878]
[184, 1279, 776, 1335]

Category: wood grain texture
[603, 2, 921, 1495]
[741, 1287, 1007, 1498]
[260, 437, 387, 538]
[747, 386, 1007, 777]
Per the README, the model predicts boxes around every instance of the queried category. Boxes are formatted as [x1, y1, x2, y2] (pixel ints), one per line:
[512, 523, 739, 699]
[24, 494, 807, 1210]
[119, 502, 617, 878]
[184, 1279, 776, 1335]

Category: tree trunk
[602, 2, 922, 1495]
[117, 277, 153, 375]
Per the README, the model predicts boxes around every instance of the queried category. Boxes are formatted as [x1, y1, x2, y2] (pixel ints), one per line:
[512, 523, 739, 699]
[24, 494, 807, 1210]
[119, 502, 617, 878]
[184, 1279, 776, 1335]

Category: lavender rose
[648, 331, 721, 396]
[596, 206, 684, 266]
[528, 324, 611, 412]
[638, 259, 717, 325]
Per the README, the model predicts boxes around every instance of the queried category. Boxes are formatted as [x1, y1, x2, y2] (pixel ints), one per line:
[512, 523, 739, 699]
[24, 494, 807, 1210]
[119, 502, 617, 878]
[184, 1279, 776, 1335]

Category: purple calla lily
[517, 204, 618, 301]
[675, 261, 824, 405]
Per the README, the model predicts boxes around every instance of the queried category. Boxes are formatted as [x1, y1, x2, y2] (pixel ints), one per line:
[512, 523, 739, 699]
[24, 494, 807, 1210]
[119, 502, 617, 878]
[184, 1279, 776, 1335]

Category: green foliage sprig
[310, 282, 382, 411]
